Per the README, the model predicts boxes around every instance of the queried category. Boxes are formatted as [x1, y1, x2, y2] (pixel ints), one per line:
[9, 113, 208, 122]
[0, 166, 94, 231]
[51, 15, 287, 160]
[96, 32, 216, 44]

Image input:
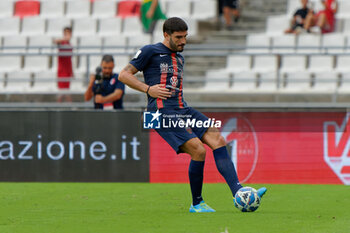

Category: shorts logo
[143, 110, 162, 129]
[324, 114, 350, 185]
[221, 116, 258, 183]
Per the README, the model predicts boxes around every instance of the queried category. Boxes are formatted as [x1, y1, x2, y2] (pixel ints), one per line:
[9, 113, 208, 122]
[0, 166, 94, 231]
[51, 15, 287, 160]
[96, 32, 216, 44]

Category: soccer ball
[234, 187, 260, 212]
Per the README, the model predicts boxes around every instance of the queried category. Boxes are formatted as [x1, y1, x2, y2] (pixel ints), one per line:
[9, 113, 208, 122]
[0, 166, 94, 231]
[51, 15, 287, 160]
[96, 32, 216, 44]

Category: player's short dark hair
[163, 17, 188, 35]
[102, 54, 114, 63]
[63, 27, 72, 32]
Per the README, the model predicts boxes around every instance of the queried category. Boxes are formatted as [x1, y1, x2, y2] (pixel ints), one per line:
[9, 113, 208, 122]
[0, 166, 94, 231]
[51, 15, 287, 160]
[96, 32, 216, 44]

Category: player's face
[168, 31, 187, 52]
[101, 61, 114, 77]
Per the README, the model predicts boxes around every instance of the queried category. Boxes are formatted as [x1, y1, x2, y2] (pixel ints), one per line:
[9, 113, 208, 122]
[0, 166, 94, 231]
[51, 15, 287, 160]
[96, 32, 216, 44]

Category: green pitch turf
[0, 183, 349, 233]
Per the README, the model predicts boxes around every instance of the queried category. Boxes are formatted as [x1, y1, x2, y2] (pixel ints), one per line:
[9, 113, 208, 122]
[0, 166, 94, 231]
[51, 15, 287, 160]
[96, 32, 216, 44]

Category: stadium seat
[225, 55, 252, 73]
[40, 0, 65, 19]
[77, 36, 102, 73]
[117, 1, 141, 18]
[128, 34, 152, 52]
[335, 55, 350, 72]
[280, 55, 307, 74]
[230, 71, 257, 92]
[308, 55, 334, 72]
[21, 17, 45, 36]
[103, 35, 127, 53]
[46, 18, 72, 37]
[32, 70, 58, 92]
[287, 0, 299, 16]
[0, 1, 14, 18]
[342, 19, 350, 35]
[192, 0, 216, 20]
[0, 56, 22, 72]
[72, 18, 97, 37]
[0, 72, 5, 90]
[0, 17, 21, 36]
[271, 35, 296, 54]
[338, 72, 350, 93]
[14, 0, 40, 18]
[337, 1, 350, 18]
[98, 18, 122, 36]
[266, 15, 289, 35]
[322, 34, 345, 54]
[167, 0, 191, 18]
[113, 55, 131, 73]
[246, 34, 271, 54]
[282, 71, 311, 92]
[296, 34, 321, 54]
[23, 54, 50, 72]
[27, 35, 53, 53]
[252, 55, 278, 91]
[70, 73, 87, 93]
[66, 0, 90, 19]
[122, 17, 143, 36]
[204, 70, 230, 91]
[312, 71, 338, 92]
[92, 0, 118, 18]
[5, 70, 32, 92]
[3, 35, 27, 53]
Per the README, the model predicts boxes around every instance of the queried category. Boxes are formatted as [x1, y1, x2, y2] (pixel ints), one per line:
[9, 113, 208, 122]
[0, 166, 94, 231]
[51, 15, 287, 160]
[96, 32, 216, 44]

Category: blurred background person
[222, 0, 240, 30]
[140, 0, 167, 34]
[285, 0, 312, 34]
[84, 55, 125, 110]
[304, 0, 338, 33]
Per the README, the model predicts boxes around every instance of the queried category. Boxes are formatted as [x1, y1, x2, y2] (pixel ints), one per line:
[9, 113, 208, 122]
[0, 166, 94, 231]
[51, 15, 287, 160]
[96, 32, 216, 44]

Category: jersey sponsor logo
[221, 116, 258, 183]
[159, 63, 183, 76]
[324, 113, 350, 185]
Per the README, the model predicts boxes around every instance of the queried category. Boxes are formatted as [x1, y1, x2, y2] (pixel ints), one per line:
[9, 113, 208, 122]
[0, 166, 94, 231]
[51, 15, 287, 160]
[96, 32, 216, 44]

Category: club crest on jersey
[110, 78, 115, 85]
[170, 76, 178, 87]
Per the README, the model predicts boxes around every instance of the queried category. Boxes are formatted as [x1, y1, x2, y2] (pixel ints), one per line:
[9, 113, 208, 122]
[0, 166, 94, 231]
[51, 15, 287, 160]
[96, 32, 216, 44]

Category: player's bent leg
[202, 128, 243, 198]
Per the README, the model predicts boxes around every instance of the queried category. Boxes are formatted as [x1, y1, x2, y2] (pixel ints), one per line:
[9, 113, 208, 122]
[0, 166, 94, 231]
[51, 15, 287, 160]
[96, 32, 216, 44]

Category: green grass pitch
[0, 183, 349, 233]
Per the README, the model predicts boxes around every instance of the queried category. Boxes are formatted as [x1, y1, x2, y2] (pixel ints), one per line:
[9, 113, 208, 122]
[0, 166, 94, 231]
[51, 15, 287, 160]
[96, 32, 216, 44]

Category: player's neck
[162, 41, 176, 52]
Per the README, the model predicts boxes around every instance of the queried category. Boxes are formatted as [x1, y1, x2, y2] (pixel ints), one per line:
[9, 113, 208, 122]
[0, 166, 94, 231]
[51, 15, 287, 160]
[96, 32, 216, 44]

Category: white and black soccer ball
[234, 187, 260, 212]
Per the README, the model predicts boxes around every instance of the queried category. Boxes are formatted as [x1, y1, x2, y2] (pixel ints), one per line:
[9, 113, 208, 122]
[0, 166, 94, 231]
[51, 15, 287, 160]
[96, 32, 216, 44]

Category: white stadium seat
[0, 17, 20, 36]
[122, 17, 143, 36]
[192, 0, 216, 20]
[271, 35, 296, 54]
[40, 0, 65, 18]
[0, 1, 14, 18]
[266, 15, 290, 35]
[32, 70, 58, 92]
[246, 34, 271, 54]
[46, 18, 72, 37]
[66, 0, 90, 19]
[98, 18, 122, 36]
[225, 55, 251, 73]
[92, 0, 117, 18]
[3, 35, 27, 53]
[322, 34, 345, 54]
[297, 34, 321, 54]
[204, 70, 230, 91]
[72, 18, 97, 37]
[5, 71, 32, 92]
[167, 0, 191, 18]
[21, 17, 45, 36]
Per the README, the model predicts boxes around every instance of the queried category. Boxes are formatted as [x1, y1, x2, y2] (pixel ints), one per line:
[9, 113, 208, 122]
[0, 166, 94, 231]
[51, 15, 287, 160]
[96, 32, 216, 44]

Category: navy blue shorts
[223, 0, 239, 9]
[155, 107, 209, 154]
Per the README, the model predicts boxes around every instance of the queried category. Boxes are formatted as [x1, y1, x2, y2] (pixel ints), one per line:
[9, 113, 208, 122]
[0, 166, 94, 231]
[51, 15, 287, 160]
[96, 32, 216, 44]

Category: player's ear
[163, 31, 170, 40]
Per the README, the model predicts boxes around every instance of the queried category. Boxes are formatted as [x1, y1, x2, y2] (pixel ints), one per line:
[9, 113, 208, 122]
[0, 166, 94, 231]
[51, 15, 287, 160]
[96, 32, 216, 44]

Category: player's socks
[189, 160, 204, 206]
[189, 201, 216, 213]
[213, 146, 243, 196]
[257, 187, 267, 198]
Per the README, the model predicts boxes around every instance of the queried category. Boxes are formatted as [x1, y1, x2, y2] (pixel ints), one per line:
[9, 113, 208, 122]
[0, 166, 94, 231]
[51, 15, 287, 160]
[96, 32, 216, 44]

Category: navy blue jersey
[92, 73, 125, 109]
[130, 42, 187, 110]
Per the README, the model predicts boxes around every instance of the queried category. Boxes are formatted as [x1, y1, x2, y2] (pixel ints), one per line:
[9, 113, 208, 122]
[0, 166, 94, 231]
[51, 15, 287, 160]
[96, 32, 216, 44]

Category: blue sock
[188, 160, 204, 206]
[213, 146, 242, 196]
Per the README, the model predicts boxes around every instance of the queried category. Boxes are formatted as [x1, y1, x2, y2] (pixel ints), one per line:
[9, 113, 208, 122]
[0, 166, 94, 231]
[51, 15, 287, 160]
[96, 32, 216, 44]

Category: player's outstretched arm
[119, 64, 171, 100]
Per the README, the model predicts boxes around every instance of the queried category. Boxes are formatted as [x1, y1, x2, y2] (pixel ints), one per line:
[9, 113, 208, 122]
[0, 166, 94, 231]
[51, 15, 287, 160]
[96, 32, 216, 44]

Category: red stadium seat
[14, 0, 40, 18]
[117, 0, 141, 18]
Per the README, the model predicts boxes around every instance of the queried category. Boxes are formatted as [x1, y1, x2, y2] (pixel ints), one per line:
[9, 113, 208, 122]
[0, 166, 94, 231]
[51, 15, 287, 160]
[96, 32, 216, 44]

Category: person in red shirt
[304, 0, 338, 33]
[54, 27, 73, 89]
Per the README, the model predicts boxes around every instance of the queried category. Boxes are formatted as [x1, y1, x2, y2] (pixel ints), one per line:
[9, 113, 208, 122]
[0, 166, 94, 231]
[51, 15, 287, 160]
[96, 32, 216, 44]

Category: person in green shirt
[141, 0, 167, 34]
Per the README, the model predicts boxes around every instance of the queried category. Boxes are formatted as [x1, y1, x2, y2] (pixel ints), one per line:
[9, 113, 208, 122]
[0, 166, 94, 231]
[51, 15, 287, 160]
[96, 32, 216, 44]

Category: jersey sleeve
[115, 74, 125, 92]
[129, 45, 154, 71]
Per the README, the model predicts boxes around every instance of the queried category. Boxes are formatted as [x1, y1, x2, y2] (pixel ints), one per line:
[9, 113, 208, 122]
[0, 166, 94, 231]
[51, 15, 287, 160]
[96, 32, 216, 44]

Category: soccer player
[119, 17, 267, 213]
